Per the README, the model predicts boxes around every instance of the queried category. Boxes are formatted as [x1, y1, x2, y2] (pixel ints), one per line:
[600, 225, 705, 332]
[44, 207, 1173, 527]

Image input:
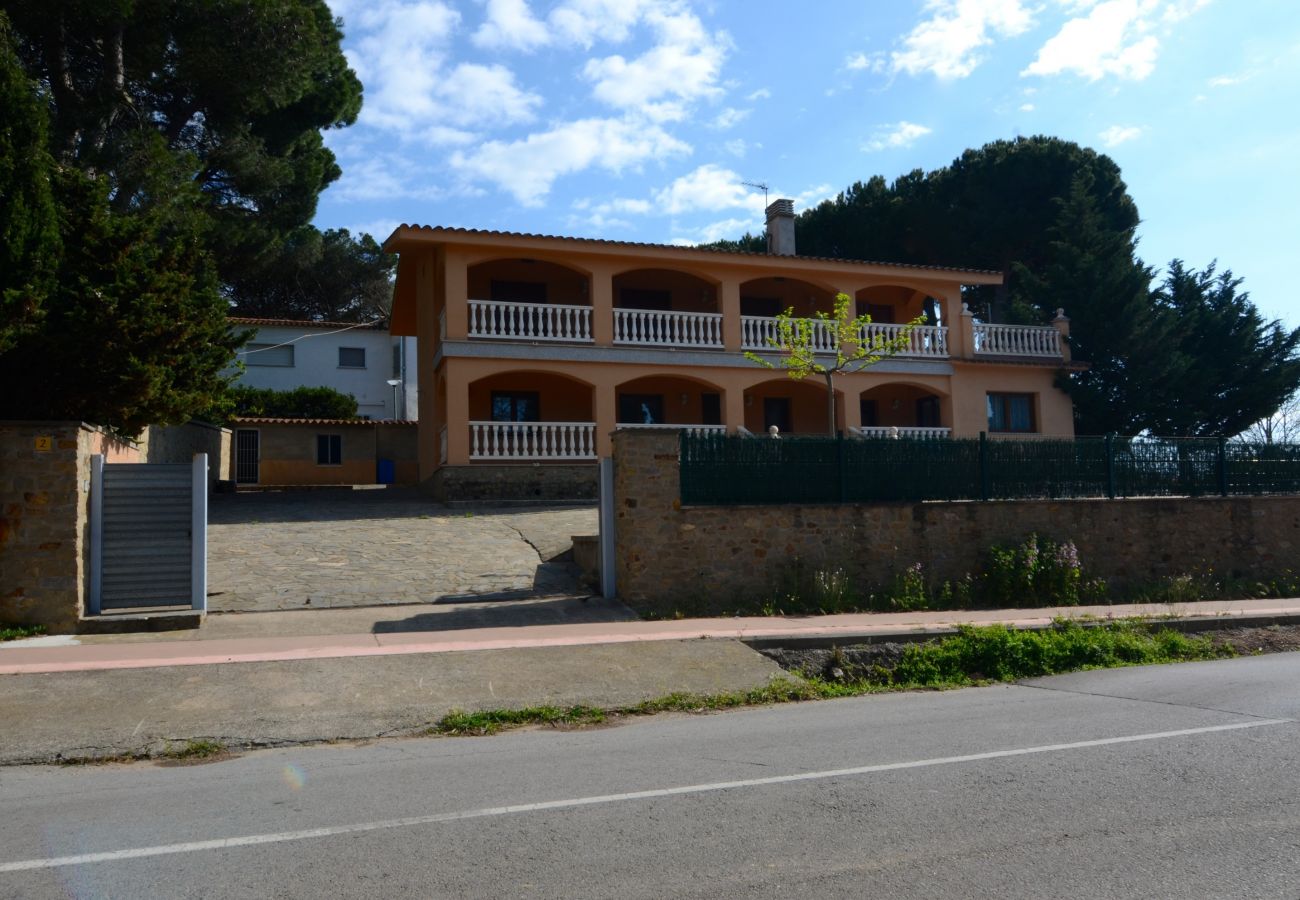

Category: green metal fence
[678, 432, 1300, 506]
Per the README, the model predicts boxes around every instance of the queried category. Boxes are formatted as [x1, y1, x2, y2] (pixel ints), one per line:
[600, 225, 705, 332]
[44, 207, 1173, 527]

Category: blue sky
[316, 0, 1300, 329]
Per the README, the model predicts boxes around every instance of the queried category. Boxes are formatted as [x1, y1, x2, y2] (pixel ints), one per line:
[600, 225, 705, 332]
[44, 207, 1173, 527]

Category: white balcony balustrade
[614, 309, 724, 348]
[617, 423, 727, 436]
[850, 426, 952, 440]
[741, 316, 837, 353]
[468, 300, 593, 343]
[858, 323, 948, 358]
[742, 316, 949, 358]
[973, 323, 1062, 358]
[470, 422, 596, 460]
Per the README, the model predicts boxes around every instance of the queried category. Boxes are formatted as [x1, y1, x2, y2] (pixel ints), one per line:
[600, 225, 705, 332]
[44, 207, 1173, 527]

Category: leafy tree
[720, 136, 1297, 437]
[1240, 391, 1300, 444]
[0, 168, 243, 435]
[744, 293, 919, 435]
[1012, 170, 1181, 434]
[4, 0, 362, 298]
[224, 228, 396, 322]
[202, 384, 359, 424]
[0, 12, 57, 353]
[1145, 261, 1300, 437]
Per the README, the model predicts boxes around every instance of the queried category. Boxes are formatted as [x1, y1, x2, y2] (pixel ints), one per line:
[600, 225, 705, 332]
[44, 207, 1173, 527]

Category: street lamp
[386, 378, 401, 419]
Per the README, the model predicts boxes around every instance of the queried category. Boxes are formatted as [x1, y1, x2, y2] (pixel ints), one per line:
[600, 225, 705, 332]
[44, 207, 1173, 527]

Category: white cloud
[581, 6, 729, 121]
[1021, 0, 1207, 82]
[1208, 71, 1252, 87]
[723, 138, 748, 157]
[340, 2, 542, 137]
[672, 216, 755, 245]
[549, 0, 655, 46]
[892, 0, 1035, 80]
[711, 107, 750, 129]
[746, 87, 772, 100]
[451, 118, 690, 205]
[345, 219, 403, 241]
[1099, 124, 1143, 146]
[863, 121, 933, 152]
[1019, 102, 1036, 111]
[652, 164, 765, 216]
[472, 0, 550, 50]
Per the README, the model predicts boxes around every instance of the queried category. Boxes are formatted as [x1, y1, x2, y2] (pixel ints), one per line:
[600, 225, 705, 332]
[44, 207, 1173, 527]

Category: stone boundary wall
[0, 421, 100, 632]
[613, 430, 1300, 615]
[427, 464, 598, 502]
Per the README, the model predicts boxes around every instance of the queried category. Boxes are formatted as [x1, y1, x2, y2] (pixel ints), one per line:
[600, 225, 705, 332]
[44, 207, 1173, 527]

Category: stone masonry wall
[0, 421, 97, 632]
[613, 430, 1300, 615]
[427, 464, 598, 502]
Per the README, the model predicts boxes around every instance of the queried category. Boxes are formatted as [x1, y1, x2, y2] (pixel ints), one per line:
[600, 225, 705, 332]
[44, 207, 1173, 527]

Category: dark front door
[235, 429, 259, 484]
[763, 397, 792, 434]
[701, 393, 722, 426]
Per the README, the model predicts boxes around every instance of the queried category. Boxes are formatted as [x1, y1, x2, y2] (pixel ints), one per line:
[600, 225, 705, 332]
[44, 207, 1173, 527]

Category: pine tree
[0, 13, 57, 353]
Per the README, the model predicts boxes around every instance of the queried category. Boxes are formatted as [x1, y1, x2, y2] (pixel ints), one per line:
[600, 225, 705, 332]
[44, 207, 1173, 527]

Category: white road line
[0, 718, 1289, 874]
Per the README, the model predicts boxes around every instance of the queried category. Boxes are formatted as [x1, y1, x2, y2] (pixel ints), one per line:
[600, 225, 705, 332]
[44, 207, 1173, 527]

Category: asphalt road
[3, 653, 1299, 899]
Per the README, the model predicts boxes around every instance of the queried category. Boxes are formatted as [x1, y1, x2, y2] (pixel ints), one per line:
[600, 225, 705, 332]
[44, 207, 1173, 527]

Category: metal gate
[235, 429, 259, 483]
[88, 454, 207, 614]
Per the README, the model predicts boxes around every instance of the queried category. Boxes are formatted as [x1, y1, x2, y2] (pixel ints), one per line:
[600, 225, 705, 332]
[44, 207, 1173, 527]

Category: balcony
[614, 308, 724, 349]
[742, 317, 949, 359]
[973, 323, 1061, 358]
[849, 426, 952, 440]
[617, 423, 727, 437]
[469, 421, 597, 460]
[468, 300, 593, 343]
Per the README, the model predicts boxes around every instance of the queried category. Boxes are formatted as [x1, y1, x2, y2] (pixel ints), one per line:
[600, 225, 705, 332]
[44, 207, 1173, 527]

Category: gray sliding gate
[88, 454, 208, 614]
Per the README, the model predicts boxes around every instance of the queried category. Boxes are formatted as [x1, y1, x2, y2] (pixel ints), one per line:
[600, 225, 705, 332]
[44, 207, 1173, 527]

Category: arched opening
[467, 258, 591, 306]
[615, 374, 726, 430]
[858, 383, 949, 436]
[855, 284, 941, 326]
[744, 378, 843, 436]
[612, 268, 718, 313]
[467, 371, 597, 460]
[466, 259, 594, 343]
[740, 276, 835, 319]
[612, 268, 723, 348]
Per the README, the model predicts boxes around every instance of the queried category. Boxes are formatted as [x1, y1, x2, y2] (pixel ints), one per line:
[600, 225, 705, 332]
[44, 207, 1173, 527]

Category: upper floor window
[987, 393, 1035, 433]
[244, 343, 294, 367]
[338, 347, 366, 369]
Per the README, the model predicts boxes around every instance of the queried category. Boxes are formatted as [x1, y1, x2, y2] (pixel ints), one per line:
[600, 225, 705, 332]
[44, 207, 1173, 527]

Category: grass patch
[161, 739, 226, 760]
[431, 620, 1231, 737]
[0, 624, 46, 642]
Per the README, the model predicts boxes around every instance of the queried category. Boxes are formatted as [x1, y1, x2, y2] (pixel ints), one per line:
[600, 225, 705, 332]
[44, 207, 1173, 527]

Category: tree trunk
[825, 371, 836, 436]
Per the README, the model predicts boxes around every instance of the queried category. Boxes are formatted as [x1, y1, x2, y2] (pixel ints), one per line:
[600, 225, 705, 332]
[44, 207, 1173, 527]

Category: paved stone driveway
[208, 489, 598, 612]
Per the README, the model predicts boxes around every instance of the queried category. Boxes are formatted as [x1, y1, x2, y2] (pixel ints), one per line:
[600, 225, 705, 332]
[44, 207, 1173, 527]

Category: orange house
[385, 201, 1080, 500]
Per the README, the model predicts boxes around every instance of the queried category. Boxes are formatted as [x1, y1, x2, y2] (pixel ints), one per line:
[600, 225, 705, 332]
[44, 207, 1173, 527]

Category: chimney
[765, 198, 796, 256]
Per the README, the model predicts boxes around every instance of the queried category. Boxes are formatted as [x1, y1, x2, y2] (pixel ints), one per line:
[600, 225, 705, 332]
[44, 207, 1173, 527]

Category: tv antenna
[742, 181, 769, 208]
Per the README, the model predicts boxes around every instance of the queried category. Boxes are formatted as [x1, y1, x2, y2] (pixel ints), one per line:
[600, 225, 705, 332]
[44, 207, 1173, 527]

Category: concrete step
[78, 610, 204, 635]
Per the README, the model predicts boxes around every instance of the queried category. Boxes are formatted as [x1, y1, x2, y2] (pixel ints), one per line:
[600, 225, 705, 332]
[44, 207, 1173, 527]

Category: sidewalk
[3, 598, 1298, 765]
[4, 597, 1299, 676]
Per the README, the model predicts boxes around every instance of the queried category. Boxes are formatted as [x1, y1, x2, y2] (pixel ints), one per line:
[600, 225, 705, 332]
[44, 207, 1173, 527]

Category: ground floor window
[987, 393, 1035, 432]
[491, 391, 540, 422]
[316, 434, 342, 465]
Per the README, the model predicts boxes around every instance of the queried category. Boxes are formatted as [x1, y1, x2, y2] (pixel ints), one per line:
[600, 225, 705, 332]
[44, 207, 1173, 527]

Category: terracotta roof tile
[383, 225, 1003, 278]
[231, 417, 416, 426]
[229, 317, 387, 330]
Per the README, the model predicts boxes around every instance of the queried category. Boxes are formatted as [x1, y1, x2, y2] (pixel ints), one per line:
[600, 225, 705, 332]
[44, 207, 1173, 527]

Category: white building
[230, 317, 418, 420]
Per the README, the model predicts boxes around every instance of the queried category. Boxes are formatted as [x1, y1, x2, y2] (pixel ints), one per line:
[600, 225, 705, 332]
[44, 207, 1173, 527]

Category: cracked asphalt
[207, 489, 599, 611]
